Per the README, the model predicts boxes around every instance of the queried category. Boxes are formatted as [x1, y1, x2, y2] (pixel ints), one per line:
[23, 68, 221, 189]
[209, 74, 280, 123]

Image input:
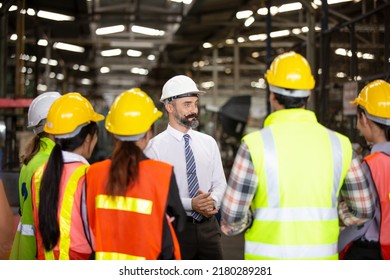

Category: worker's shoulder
[88, 159, 111, 172]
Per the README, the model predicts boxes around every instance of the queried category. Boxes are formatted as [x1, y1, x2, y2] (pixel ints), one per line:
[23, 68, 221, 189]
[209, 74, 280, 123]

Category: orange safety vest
[86, 159, 181, 260]
[339, 152, 390, 259]
[32, 162, 92, 260]
[364, 152, 390, 259]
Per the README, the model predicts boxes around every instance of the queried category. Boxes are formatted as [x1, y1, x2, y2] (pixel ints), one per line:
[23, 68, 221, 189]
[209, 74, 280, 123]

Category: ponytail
[106, 141, 143, 196]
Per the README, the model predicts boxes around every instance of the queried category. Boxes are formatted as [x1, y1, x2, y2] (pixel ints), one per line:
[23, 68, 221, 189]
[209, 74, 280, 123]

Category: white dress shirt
[145, 124, 227, 215]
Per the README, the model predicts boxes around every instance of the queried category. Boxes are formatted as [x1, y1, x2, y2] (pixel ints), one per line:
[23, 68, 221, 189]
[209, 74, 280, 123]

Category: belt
[186, 216, 207, 224]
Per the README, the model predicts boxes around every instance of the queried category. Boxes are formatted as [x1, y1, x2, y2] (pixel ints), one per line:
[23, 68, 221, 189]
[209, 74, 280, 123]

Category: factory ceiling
[1, 0, 389, 107]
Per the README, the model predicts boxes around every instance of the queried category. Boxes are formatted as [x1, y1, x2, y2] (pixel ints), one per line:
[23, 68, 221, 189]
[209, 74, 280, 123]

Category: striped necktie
[183, 134, 202, 221]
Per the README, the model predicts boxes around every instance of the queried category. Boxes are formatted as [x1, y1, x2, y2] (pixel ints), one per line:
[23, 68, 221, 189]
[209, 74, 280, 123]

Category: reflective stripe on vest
[259, 128, 342, 207]
[34, 164, 87, 260]
[244, 127, 344, 259]
[96, 195, 153, 215]
[16, 221, 35, 236]
[246, 241, 338, 259]
[96, 252, 145, 260]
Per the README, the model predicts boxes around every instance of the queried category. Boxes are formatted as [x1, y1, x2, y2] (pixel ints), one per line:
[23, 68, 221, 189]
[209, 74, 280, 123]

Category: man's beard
[174, 111, 199, 129]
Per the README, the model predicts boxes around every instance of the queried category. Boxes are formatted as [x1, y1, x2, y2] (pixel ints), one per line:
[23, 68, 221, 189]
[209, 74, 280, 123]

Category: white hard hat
[28, 91, 61, 134]
[160, 75, 205, 103]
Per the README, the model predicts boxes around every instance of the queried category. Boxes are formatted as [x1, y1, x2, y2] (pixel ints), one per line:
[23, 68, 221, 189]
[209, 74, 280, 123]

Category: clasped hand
[191, 190, 218, 218]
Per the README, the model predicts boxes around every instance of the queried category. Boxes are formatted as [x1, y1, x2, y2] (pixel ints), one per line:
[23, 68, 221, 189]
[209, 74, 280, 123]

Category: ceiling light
[252, 52, 260, 58]
[147, 54, 156, 61]
[10, 34, 17, 41]
[257, 8, 268, 15]
[38, 39, 48, 46]
[96, 25, 125, 35]
[248, 34, 267, 41]
[203, 42, 213, 49]
[37, 84, 48, 91]
[56, 73, 64, 80]
[79, 65, 90, 72]
[201, 81, 214, 89]
[81, 78, 92, 85]
[270, 30, 290, 38]
[101, 48, 122, 57]
[237, 37, 245, 43]
[27, 8, 35, 16]
[131, 67, 149, 75]
[100, 67, 110, 74]
[127, 49, 142, 57]
[236, 10, 253, 19]
[278, 3, 302, 13]
[244, 16, 255, 27]
[37, 10, 75, 21]
[53, 42, 85, 53]
[292, 28, 302, 35]
[170, 0, 193, 4]
[131, 25, 165, 36]
[9, 5, 17, 12]
[225, 39, 235, 45]
[336, 72, 347, 78]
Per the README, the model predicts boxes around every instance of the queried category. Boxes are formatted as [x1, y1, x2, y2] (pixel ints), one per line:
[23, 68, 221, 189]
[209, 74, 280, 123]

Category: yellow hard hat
[105, 88, 162, 141]
[265, 51, 315, 97]
[44, 92, 104, 137]
[351, 79, 390, 124]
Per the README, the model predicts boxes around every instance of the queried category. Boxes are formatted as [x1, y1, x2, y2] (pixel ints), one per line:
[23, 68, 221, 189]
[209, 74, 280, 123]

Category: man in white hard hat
[145, 75, 227, 260]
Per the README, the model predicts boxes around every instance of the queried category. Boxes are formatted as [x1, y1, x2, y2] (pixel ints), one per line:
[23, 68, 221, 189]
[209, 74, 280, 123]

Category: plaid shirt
[338, 155, 375, 226]
[220, 143, 375, 236]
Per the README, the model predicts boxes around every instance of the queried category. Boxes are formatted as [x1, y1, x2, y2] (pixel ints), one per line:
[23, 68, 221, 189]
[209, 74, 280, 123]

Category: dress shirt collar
[167, 123, 194, 142]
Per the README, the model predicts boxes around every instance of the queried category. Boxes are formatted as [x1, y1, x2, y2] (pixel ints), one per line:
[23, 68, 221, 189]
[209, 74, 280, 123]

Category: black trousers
[343, 240, 383, 260]
[176, 216, 223, 260]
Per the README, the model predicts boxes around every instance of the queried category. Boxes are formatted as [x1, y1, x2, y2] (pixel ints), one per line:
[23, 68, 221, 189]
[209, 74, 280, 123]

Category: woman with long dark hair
[86, 88, 186, 260]
[31, 92, 104, 260]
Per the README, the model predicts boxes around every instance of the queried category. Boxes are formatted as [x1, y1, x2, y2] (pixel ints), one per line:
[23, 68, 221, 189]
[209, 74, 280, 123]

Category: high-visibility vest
[339, 152, 390, 259]
[243, 109, 352, 260]
[86, 159, 181, 260]
[10, 137, 55, 260]
[32, 162, 91, 260]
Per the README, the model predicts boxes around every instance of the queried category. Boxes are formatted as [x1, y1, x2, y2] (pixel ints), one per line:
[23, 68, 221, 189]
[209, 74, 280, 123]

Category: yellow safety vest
[243, 109, 352, 260]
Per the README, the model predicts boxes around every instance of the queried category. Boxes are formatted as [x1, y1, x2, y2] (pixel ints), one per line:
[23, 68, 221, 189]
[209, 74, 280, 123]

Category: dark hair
[38, 122, 98, 251]
[106, 140, 143, 196]
[273, 92, 309, 109]
[358, 106, 390, 141]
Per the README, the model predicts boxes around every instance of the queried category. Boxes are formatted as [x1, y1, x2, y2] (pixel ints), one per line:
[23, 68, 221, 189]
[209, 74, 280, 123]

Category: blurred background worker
[221, 51, 354, 260]
[31, 92, 104, 260]
[0, 149, 14, 259]
[145, 75, 227, 260]
[86, 88, 185, 260]
[339, 80, 390, 260]
[9, 91, 61, 260]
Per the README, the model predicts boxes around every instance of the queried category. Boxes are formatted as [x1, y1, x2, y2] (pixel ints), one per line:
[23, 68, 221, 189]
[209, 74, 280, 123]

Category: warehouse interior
[0, 0, 389, 259]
